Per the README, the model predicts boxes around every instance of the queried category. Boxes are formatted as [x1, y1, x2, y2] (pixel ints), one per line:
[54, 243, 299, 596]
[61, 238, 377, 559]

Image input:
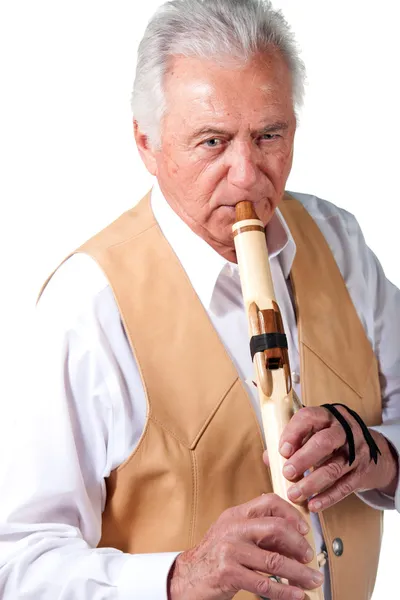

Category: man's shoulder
[37, 254, 112, 327]
[78, 190, 154, 255]
[285, 190, 359, 236]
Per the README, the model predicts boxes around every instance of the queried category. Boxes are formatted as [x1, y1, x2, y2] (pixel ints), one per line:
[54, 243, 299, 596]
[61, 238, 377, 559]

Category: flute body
[233, 201, 324, 600]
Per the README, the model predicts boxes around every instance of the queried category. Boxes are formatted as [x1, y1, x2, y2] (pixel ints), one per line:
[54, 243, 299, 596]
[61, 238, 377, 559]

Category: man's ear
[133, 120, 158, 176]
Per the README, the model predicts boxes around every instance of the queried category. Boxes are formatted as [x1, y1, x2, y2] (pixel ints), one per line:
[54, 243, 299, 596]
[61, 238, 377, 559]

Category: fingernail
[292, 590, 304, 600]
[288, 485, 301, 500]
[305, 547, 314, 563]
[280, 442, 293, 457]
[283, 463, 296, 479]
[312, 571, 324, 585]
[298, 521, 309, 534]
[311, 500, 322, 511]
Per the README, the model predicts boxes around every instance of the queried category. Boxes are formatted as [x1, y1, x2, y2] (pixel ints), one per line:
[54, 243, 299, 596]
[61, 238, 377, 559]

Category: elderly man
[0, 1, 399, 599]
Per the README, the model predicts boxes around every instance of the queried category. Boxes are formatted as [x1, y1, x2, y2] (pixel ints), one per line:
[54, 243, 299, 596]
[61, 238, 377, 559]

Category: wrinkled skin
[135, 51, 296, 262]
[168, 494, 323, 600]
[264, 404, 398, 512]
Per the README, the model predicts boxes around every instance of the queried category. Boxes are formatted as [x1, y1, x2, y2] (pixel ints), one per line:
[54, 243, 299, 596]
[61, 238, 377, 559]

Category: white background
[0, 1, 399, 597]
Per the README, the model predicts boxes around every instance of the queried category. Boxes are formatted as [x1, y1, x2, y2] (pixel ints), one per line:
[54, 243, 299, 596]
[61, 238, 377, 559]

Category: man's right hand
[168, 493, 324, 600]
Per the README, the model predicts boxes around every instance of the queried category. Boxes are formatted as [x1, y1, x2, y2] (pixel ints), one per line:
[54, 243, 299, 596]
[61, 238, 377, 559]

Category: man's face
[139, 51, 296, 260]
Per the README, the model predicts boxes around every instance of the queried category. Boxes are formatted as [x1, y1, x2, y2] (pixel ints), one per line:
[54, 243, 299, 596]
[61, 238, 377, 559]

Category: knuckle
[275, 585, 288, 600]
[325, 461, 343, 482]
[326, 491, 337, 506]
[217, 556, 236, 584]
[262, 492, 281, 514]
[339, 480, 354, 497]
[353, 469, 363, 486]
[264, 517, 285, 546]
[300, 406, 318, 422]
[332, 422, 348, 444]
[315, 432, 335, 454]
[219, 572, 237, 596]
[266, 551, 285, 574]
[271, 516, 286, 534]
[220, 504, 242, 524]
[220, 506, 234, 521]
[255, 577, 271, 596]
[360, 444, 371, 462]
[218, 540, 236, 563]
[245, 506, 258, 519]
[266, 492, 280, 506]
[298, 406, 310, 418]
[310, 406, 323, 418]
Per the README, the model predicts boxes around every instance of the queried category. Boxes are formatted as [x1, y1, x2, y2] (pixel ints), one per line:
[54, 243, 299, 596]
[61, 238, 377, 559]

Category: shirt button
[291, 371, 300, 384]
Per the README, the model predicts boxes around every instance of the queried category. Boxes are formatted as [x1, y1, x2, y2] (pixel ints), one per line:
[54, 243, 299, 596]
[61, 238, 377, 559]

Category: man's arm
[0, 254, 323, 600]
[274, 199, 400, 513]
[352, 216, 400, 510]
[0, 255, 178, 599]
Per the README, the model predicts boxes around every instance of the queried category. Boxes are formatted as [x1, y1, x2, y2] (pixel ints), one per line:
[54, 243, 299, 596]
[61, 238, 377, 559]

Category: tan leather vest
[41, 192, 383, 600]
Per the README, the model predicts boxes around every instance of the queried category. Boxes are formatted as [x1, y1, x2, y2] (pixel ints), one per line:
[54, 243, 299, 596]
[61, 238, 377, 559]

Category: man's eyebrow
[259, 121, 289, 133]
[188, 127, 230, 141]
[189, 121, 289, 142]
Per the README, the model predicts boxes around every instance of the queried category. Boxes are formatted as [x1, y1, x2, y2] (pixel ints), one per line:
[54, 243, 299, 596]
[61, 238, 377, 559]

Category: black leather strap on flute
[322, 403, 381, 466]
[250, 332, 288, 361]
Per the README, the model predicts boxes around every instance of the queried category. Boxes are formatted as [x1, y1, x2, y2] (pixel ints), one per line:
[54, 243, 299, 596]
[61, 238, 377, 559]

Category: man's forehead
[165, 52, 291, 92]
[162, 54, 295, 138]
[165, 64, 291, 114]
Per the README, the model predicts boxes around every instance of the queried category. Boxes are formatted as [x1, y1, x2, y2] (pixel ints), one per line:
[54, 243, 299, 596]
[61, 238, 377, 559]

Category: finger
[286, 452, 350, 504]
[233, 565, 306, 600]
[229, 493, 310, 535]
[282, 424, 347, 484]
[240, 517, 313, 564]
[237, 544, 324, 591]
[279, 407, 332, 459]
[263, 448, 270, 467]
[307, 470, 360, 512]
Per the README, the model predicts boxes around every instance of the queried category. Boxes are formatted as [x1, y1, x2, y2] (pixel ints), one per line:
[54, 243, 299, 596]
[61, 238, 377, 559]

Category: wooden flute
[232, 201, 324, 600]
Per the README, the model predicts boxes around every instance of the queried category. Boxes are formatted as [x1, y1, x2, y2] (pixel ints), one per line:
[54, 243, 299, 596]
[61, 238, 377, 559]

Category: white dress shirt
[0, 182, 399, 600]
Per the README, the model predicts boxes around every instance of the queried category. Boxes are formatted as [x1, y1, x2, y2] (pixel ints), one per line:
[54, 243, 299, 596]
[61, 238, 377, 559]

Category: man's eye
[260, 133, 279, 141]
[204, 138, 221, 147]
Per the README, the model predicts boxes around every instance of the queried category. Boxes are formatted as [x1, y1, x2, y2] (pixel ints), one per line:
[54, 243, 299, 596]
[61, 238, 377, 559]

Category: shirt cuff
[117, 552, 180, 599]
[115, 549, 330, 600]
[356, 423, 400, 513]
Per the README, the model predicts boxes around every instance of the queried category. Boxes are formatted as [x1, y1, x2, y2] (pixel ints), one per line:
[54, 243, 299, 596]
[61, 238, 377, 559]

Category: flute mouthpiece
[235, 201, 258, 222]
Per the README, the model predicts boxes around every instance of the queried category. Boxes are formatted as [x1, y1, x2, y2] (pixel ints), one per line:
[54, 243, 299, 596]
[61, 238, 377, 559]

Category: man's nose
[226, 142, 258, 190]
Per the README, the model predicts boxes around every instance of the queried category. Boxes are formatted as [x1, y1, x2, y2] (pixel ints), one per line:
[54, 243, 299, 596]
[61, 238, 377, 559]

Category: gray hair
[132, 0, 306, 148]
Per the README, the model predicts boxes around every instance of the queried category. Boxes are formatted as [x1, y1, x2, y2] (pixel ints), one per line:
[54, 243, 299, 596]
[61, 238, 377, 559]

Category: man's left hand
[263, 405, 399, 512]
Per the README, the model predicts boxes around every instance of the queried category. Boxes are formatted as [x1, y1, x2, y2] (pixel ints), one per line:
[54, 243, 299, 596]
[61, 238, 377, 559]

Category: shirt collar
[150, 180, 296, 309]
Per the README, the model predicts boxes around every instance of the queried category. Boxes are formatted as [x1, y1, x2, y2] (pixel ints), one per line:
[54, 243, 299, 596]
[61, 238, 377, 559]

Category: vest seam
[149, 414, 193, 447]
[358, 356, 383, 420]
[302, 342, 365, 398]
[111, 413, 194, 475]
[78, 221, 158, 254]
[237, 378, 266, 452]
[189, 450, 198, 546]
[190, 378, 242, 449]
[111, 381, 268, 475]
[113, 414, 151, 474]
[147, 378, 240, 450]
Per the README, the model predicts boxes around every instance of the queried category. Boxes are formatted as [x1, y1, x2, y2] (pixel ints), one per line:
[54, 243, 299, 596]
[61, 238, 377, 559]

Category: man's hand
[168, 494, 323, 600]
[270, 405, 399, 512]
